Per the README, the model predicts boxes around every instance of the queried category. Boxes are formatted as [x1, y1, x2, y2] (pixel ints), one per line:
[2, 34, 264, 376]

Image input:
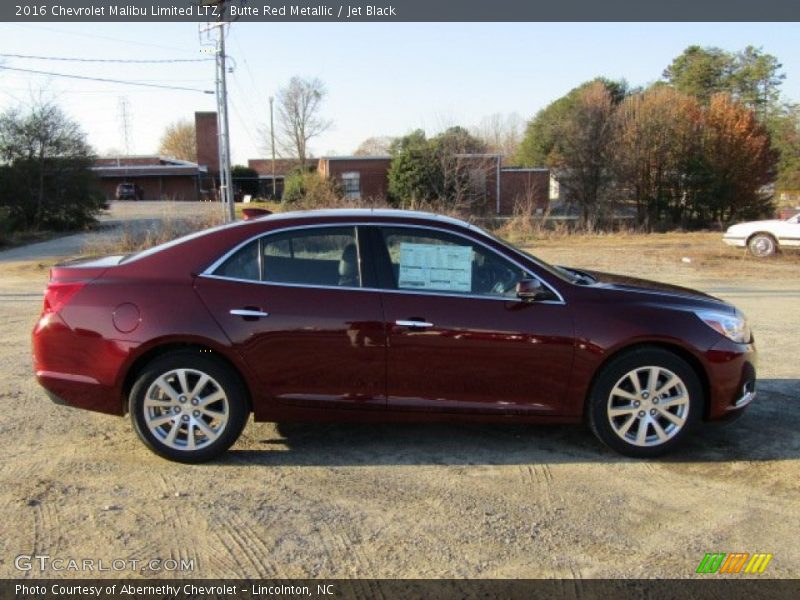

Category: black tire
[747, 233, 778, 258]
[129, 351, 249, 463]
[587, 348, 702, 458]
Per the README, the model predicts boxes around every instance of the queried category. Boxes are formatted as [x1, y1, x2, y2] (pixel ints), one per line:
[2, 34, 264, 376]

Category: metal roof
[91, 165, 206, 177]
[319, 155, 392, 161]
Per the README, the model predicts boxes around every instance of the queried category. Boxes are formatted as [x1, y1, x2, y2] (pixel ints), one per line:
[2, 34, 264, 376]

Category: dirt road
[0, 217, 797, 579]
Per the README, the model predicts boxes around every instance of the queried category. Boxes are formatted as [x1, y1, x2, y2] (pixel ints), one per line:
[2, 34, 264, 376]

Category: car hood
[582, 269, 730, 308]
[726, 219, 784, 233]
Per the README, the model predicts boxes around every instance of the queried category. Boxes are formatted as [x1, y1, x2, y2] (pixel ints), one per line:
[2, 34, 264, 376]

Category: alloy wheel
[606, 366, 689, 447]
[143, 368, 230, 451]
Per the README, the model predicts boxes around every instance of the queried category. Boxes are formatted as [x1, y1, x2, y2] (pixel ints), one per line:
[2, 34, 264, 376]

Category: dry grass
[521, 231, 800, 282]
[82, 212, 225, 257]
[79, 200, 800, 286]
[290, 194, 391, 211]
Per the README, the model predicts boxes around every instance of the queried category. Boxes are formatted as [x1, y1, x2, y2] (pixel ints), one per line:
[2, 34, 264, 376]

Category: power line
[3, 23, 200, 54]
[229, 95, 262, 152]
[230, 70, 264, 128]
[0, 53, 213, 64]
[0, 65, 214, 94]
[228, 28, 261, 96]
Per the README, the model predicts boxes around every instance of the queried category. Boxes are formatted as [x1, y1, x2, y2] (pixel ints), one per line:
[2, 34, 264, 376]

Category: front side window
[213, 226, 362, 288]
[379, 227, 526, 298]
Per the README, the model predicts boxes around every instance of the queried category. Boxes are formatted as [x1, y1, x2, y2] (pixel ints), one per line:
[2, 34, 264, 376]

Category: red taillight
[42, 281, 85, 315]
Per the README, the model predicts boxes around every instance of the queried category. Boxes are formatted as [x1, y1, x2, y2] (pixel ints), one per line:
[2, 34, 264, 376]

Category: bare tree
[472, 112, 524, 159]
[353, 136, 394, 156]
[158, 119, 196, 162]
[271, 77, 332, 170]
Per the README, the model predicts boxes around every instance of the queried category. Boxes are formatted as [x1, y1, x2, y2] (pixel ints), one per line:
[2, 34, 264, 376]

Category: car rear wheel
[129, 352, 248, 463]
[747, 233, 778, 257]
[588, 348, 702, 457]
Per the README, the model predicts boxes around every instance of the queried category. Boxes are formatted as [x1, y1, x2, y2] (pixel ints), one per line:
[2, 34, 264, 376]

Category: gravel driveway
[0, 216, 797, 580]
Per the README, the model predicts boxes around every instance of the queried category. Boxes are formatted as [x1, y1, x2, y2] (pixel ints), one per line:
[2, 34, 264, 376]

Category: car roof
[123, 208, 484, 266]
[259, 207, 481, 232]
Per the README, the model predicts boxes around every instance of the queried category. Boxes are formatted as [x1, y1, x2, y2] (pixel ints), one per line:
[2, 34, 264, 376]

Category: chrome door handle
[395, 319, 434, 328]
[230, 309, 269, 318]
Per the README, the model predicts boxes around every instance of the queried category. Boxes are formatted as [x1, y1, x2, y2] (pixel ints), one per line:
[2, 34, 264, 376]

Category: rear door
[195, 225, 387, 409]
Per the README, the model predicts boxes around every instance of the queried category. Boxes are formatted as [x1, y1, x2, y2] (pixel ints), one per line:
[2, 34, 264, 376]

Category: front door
[372, 226, 574, 414]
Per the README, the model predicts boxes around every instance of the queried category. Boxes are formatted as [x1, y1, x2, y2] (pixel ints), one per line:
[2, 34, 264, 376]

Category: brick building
[93, 111, 221, 202]
[195, 111, 219, 177]
[315, 154, 548, 215]
[93, 108, 550, 210]
[317, 156, 393, 200]
[246, 158, 307, 198]
[497, 168, 550, 214]
[245, 152, 549, 215]
[92, 156, 208, 202]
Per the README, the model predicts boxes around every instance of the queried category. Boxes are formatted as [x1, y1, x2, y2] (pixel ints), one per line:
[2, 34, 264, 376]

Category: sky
[1, 22, 799, 164]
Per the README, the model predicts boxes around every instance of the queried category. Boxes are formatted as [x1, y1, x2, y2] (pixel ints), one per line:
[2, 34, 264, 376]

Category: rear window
[211, 226, 362, 288]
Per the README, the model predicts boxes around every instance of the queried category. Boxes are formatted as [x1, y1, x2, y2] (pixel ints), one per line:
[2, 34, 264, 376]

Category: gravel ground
[0, 209, 797, 579]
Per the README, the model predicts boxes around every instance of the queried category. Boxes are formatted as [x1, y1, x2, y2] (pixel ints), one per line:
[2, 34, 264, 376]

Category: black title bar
[3, 579, 800, 600]
[2, 0, 800, 22]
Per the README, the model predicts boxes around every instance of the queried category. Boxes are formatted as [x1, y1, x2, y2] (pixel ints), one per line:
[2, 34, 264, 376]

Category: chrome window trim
[199, 221, 566, 305]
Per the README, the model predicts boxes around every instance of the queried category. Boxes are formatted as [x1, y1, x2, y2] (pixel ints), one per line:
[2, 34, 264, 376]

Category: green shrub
[282, 172, 340, 208]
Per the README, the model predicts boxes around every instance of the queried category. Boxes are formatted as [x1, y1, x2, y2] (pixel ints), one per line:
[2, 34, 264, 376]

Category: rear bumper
[33, 313, 126, 416]
[35, 370, 122, 415]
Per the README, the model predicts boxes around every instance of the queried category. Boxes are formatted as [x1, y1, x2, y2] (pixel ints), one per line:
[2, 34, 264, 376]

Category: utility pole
[269, 96, 276, 199]
[202, 0, 235, 222]
[216, 8, 235, 222]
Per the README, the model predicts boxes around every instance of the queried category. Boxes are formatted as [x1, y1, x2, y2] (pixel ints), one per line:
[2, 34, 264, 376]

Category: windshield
[470, 224, 583, 284]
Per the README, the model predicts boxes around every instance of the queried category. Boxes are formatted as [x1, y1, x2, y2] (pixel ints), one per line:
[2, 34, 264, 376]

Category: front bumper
[723, 235, 746, 248]
[704, 338, 757, 420]
[734, 380, 757, 409]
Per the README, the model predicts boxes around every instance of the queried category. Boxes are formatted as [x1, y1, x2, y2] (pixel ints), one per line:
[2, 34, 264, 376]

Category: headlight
[695, 310, 751, 343]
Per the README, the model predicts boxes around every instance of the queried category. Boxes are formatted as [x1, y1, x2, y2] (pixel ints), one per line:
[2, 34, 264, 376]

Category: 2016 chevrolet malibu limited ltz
[32, 209, 757, 462]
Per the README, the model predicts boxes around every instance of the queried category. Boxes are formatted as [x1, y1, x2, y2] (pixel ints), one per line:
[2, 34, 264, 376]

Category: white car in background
[723, 212, 800, 257]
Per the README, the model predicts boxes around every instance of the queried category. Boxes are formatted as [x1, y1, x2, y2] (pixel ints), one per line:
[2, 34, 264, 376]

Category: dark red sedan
[33, 209, 756, 462]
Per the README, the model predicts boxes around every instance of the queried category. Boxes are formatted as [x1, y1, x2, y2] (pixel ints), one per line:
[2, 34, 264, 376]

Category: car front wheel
[588, 348, 702, 457]
[129, 352, 249, 463]
[748, 233, 778, 257]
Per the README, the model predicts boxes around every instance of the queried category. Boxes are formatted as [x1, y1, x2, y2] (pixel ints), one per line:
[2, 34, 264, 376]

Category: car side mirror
[516, 278, 549, 302]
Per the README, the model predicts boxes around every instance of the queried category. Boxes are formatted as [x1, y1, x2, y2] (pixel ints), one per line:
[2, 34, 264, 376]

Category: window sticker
[398, 243, 473, 292]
